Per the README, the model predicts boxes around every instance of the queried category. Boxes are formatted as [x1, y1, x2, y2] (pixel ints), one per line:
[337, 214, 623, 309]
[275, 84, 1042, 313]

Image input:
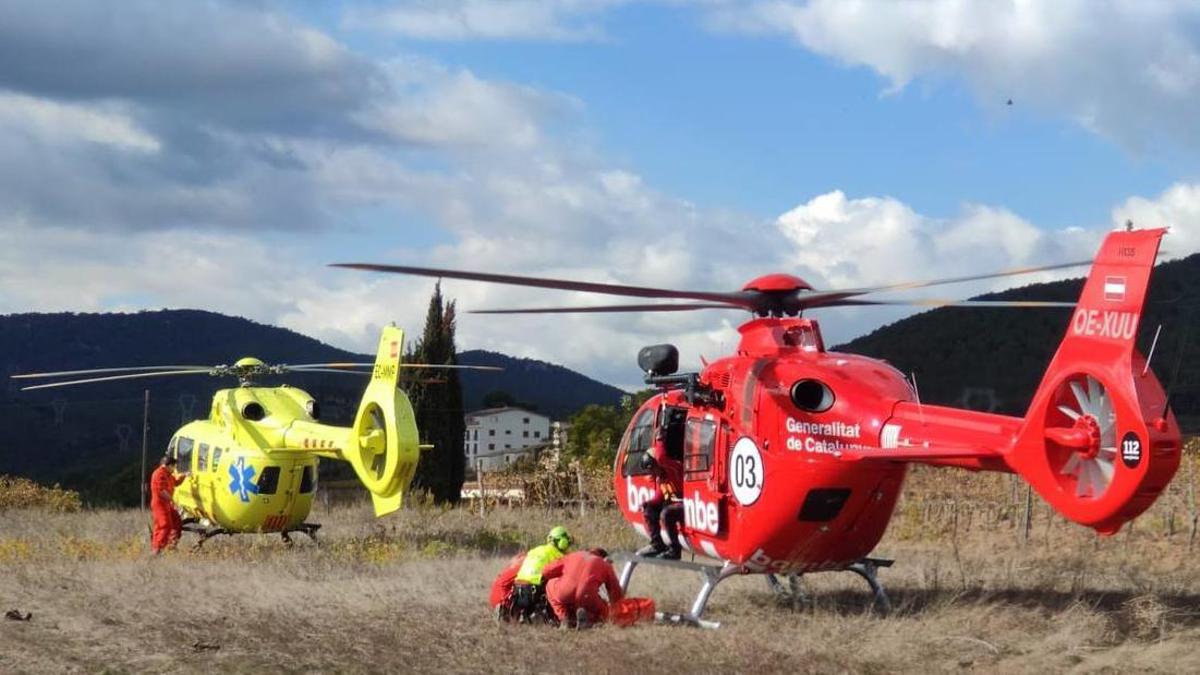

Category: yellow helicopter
[13, 325, 499, 544]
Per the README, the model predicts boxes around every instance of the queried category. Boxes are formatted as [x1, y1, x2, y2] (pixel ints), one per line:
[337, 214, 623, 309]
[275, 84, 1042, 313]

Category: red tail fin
[1010, 227, 1180, 533]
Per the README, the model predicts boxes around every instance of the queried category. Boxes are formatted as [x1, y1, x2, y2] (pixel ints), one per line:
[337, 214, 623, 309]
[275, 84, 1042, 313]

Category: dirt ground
[3, 469, 1200, 674]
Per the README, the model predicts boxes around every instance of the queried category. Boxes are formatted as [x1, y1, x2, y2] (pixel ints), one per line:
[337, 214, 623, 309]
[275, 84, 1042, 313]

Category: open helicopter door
[682, 412, 728, 556]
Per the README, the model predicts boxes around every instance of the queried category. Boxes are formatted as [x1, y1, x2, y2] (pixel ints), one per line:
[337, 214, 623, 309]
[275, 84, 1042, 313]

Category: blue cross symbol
[228, 457, 259, 503]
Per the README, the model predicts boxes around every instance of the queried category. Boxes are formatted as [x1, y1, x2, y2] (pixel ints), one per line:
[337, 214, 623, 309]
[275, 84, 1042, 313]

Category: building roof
[465, 406, 549, 419]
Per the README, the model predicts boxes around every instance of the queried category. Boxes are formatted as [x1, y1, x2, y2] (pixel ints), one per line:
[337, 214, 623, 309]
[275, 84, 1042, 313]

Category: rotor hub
[1074, 415, 1102, 459]
[740, 274, 814, 317]
[741, 274, 812, 294]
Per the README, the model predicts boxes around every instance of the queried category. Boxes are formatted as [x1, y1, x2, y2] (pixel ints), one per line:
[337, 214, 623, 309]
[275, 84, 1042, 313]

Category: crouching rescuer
[542, 548, 623, 628]
[509, 526, 573, 621]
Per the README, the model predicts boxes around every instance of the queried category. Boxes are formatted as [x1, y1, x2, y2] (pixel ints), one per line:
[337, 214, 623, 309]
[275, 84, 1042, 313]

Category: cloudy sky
[2, 0, 1199, 388]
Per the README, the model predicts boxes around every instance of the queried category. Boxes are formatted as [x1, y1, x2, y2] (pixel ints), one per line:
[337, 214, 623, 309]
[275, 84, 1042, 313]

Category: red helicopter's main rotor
[330, 260, 1086, 317]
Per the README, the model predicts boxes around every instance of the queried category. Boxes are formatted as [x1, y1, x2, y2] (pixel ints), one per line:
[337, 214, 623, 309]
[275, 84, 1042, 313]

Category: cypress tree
[409, 283, 466, 503]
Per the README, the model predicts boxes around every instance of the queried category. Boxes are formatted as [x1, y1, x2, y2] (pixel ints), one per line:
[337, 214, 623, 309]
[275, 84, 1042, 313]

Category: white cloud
[707, 0, 1200, 149]
[343, 0, 631, 41]
[356, 60, 579, 151]
[0, 92, 160, 152]
[1112, 183, 1200, 257]
[775, 190, 1090, 291]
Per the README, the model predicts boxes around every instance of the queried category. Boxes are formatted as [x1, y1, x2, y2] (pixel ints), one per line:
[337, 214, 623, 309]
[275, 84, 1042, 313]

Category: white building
[464, 407, 551, 471]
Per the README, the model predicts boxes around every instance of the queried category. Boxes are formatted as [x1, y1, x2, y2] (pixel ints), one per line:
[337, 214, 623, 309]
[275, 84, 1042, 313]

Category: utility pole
[140, 389, 150, 511]
[477, 459, 486, 517]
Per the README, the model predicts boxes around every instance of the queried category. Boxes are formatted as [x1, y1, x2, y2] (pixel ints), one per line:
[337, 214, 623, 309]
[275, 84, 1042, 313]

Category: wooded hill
[837, 252, 1200, 433]
[0, 310, 622, 503]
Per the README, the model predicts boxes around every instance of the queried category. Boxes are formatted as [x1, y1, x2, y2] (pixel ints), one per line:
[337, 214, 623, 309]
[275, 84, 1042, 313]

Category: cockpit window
[299, 465, 315, 494]
[197, 443, 210, 472]
[257, 466, 281, 495]
[621, 408, 656, 477]
[176, 437, 194, 476]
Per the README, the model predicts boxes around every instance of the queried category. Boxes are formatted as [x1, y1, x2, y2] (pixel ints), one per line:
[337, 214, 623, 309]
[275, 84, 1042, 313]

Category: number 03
[733, 454, 757, 488]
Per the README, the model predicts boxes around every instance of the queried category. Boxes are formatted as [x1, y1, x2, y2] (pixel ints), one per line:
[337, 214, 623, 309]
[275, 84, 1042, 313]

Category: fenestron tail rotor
[330, 259, 1087, 316]
[1047, 374, 1118, 499]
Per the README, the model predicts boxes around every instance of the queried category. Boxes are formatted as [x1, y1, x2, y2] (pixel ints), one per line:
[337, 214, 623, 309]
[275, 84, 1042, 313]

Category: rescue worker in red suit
[637, 432, 685, 560]
[150, 455, 185, 553]
[489, 551, 526, 622]
[541, 548, 624, 628]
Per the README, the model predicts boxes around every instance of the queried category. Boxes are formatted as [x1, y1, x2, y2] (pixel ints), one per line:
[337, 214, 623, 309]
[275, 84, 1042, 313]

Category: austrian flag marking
[389, 340, 399, 358]
[1104, 276, 1126, 302]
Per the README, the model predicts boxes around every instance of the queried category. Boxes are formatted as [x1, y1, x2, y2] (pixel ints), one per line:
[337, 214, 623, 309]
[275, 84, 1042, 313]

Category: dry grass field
[3, 458, 1200, 674]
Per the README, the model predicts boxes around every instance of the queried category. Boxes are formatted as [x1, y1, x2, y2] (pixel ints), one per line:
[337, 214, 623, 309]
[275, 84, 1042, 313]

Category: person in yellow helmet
[511, 526, 572, 623]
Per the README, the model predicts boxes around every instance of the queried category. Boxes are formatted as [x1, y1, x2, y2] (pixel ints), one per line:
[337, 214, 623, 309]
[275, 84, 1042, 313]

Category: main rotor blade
[847, 260, 1091, 295]
[822, 298, 1076, 309]
[19, 369, 214, 391]
[470, 302, 738, 315]
[12, 365, 214, 379]
[285, 362, 372, 369]
[800, 259, 1091, 307]
[330, 263, 753, 306]
[287, 367, 371, 376]
[400, 364, 503, 371]
[288, 368, 451, 384]
[286, 362, 502, 371]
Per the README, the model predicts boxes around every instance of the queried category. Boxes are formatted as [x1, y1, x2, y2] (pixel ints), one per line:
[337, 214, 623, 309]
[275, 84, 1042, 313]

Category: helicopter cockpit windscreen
[620, 408, 655, 476]
[176, 437, 194, 476]
[621, 405, 687, 476]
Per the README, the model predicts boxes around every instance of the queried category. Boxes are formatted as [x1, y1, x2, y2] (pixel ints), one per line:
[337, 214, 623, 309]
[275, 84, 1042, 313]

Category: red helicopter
[334, 227, 1180, 627]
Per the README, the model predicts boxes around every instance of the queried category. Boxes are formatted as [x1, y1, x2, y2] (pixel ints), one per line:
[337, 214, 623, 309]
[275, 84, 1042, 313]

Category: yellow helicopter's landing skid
[181, 520, 322, 549]
[616, 554, 893, 629]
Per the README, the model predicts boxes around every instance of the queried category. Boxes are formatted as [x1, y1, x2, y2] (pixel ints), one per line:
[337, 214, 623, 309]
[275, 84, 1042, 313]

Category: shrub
[0, 475, 82, 512]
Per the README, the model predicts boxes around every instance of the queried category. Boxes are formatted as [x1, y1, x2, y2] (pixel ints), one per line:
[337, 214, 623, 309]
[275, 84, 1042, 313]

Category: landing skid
[765, 558, 893, 615]
[280, 523, 321, 547]
[182, 520, 230, 549]
[617, 554, 893, 628]
[181, 520, 322, 549]
[617, 555, 738, 629]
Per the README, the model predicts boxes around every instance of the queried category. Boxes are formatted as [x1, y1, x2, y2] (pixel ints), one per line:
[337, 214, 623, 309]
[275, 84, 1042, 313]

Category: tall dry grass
[2, 452, 1200, 673]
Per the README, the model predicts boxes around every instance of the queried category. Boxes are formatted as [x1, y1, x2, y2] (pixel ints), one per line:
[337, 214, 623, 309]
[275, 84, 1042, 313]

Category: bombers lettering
[1071, 309, 1137, 341]
[785, 418, 860, 438]
[626, 480, 720, 535]
[745, 548, 846, 574]
[683, 491, 719, 535]
[626, 479, 655, 513]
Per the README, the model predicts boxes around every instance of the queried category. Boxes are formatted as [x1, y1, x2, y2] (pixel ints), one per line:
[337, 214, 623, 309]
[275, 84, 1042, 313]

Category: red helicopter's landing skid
[764, 558, 893, 615]
[616, 554, 737, 629]
[616, 554, 892, 628]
